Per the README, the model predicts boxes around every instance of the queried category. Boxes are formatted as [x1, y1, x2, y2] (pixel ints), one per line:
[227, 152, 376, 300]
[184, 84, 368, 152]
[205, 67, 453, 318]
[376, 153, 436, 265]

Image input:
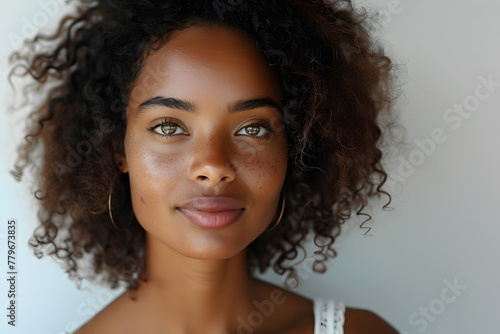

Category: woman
[10, 0, 400, 332]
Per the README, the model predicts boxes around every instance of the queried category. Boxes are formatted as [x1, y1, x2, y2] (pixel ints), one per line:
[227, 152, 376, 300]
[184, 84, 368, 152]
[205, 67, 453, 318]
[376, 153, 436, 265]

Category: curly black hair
[9, 0, 402, 293]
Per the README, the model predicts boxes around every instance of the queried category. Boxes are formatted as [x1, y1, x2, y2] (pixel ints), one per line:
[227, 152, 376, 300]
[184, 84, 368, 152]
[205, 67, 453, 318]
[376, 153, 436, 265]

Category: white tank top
[313, 298, 346, 334]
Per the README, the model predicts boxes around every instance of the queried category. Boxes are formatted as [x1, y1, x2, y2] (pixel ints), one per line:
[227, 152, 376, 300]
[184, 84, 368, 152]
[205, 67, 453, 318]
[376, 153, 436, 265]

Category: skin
[76, 22, 398, 334]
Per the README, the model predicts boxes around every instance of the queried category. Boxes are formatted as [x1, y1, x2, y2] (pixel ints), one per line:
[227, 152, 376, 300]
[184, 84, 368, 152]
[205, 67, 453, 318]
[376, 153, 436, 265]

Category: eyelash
[147, 118, 275, 140]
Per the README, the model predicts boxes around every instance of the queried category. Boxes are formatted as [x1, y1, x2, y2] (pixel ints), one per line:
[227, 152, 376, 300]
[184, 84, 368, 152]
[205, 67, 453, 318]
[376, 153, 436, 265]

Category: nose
[188, 134, 237, 186]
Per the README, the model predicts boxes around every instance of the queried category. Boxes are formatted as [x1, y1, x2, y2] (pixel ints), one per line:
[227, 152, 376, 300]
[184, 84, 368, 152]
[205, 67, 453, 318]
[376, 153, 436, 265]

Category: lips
[176, 196, 245, 229]
[177, 208, 244, 229]
[177, 196, 245, 212]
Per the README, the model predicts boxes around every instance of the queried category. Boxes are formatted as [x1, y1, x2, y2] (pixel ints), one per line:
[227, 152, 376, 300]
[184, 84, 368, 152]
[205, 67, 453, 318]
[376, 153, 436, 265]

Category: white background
[1, 0, 499, 333]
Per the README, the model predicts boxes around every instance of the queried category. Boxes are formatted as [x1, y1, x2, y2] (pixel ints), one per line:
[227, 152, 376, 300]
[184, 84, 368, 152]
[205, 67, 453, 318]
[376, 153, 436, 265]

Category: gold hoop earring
[266, 190, 286, 232]
[108, 193, 123, 231]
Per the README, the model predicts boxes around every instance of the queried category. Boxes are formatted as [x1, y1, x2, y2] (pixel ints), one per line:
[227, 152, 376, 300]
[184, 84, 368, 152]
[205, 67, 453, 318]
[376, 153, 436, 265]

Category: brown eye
[149, 120, 188, 137]
[236, 120, 273, 139]
[245, 126, 261, 136]
[160, 124, 178, 135]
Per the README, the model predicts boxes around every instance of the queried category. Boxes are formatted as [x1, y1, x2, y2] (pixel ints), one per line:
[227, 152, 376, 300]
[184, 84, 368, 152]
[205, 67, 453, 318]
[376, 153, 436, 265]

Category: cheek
[254, 153, 286, 188]
[233, 136, 288, 173]
[242, 141, 288, 202]
[248, 151, 288, 228]
[125, 139, 184, 213]
[257, 139, 288, 178]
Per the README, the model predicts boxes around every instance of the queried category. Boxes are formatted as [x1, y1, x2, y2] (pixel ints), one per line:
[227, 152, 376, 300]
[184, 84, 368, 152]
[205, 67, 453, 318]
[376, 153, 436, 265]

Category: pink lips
[177, 196, 245, 229]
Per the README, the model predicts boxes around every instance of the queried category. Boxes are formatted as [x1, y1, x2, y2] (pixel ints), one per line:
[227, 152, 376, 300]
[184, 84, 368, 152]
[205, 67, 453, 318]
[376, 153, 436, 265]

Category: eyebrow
[136, 96, 282, 117]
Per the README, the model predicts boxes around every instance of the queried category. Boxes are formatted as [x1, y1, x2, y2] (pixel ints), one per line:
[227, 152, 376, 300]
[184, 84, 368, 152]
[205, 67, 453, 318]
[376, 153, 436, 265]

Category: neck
[133, 232, 261, 334]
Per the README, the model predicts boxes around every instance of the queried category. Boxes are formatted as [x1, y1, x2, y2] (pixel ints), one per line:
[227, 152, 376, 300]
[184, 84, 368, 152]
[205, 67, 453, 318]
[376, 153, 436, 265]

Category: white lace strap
[314, 298, 346, 334]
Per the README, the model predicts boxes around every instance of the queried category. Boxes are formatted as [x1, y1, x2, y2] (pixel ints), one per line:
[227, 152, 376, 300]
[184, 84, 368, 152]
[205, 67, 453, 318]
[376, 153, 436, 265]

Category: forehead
[129, 24, 282, 105]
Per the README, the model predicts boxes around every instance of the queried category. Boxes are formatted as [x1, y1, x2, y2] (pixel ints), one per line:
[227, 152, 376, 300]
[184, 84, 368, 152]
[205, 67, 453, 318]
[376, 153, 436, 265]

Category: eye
[148, 119, 188, 138]
[236, 120, 274, 139]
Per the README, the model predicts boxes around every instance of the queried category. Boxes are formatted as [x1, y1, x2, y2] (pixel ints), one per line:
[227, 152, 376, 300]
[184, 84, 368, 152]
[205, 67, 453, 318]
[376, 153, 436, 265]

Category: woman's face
[118, 24, 288, 260]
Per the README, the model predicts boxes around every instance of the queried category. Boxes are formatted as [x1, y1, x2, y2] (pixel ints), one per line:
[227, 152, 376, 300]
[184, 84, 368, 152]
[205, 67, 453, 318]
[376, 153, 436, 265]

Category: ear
[114, 153, 128, 173]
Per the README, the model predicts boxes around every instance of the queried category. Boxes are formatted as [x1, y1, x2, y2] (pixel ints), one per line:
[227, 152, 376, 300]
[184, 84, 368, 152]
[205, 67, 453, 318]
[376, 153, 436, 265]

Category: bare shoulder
[73, 291, 135, 334]
[344, 307, 398, 334]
